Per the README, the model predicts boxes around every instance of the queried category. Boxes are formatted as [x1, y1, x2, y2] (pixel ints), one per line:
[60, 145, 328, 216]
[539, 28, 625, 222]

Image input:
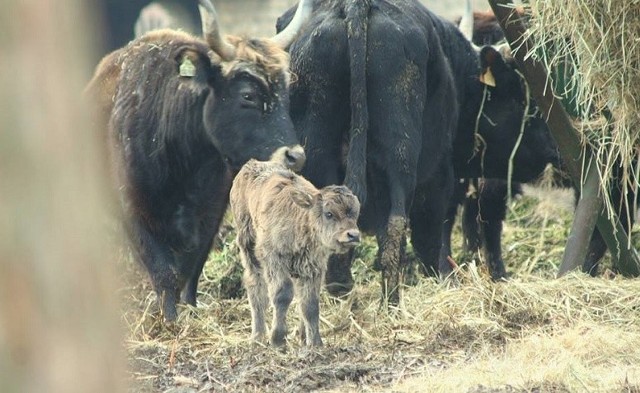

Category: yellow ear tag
[479, 68, 496, 87]
[179, 57, 196, 77]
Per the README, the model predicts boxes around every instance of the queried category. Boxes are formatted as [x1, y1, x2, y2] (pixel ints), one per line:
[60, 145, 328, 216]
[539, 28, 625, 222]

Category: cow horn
[198, 0, 236, 61]
[458, 0, 482, 52]
[495, 42, 512, 59]
[459, 0, 474, 42]
[271, 0, 313, 49]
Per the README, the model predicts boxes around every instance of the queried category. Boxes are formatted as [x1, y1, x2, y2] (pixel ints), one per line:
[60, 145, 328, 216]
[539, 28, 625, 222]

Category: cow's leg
[324, 250, 355, 297]
[181, 190, 230, 306]
[420, 178, 468, 276]
[267, 268, 294, 347]
[377, 192, 410, 306]
[476, 179, 516, 280]
[179, 234, 215, 306]
[410, 164, 453, 279]
[295, 274, 323, 347]
[461, 180, 481, 254]
[129, 217, 180, 322]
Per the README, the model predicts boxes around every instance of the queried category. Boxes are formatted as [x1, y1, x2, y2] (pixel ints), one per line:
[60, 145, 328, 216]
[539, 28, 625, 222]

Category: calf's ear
[290, 189, 314, 209]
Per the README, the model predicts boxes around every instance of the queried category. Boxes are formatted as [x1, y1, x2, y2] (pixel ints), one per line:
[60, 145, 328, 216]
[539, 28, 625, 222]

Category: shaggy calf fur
[230, 160, 360, 346]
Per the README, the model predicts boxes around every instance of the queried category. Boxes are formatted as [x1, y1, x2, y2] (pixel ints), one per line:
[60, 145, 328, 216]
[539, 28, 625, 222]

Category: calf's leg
[242, 249, 268, 342]
[476, 179, 514, 280]
[268, 271, 294, 347]
[236, 226, 267, 341]
[296, 275, 324, 347]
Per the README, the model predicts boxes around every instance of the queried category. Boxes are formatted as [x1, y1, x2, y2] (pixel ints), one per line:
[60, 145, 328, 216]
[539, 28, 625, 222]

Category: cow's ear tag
[179, 56, 196, 77]
[479, 67, 496, 87]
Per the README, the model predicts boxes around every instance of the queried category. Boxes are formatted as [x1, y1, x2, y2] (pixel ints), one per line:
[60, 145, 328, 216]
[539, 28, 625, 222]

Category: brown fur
[230, 160, 360, 346]
[222, 36, 291, 86]
[85, 29, 200, 118]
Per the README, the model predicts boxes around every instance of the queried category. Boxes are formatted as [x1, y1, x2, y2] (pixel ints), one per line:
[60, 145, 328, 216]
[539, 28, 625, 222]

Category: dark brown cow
[230, 159, 360, 346]
[86, 0, 312, 321]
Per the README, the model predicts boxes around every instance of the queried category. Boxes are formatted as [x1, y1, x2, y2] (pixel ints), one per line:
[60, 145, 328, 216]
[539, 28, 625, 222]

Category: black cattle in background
[450, 8, 638, 279]
[277, 0, 559, 304]
[442, 7, 555, 280]
[86, 0, 312, 321]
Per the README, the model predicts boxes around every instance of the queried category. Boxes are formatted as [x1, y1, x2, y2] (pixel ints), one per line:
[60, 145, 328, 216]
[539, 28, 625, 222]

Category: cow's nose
[346, 230, 360, 244]
[284, 145, 306, 172]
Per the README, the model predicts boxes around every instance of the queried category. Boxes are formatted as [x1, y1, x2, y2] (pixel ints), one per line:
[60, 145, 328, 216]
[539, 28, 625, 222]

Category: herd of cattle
[87, 0, 624, 346]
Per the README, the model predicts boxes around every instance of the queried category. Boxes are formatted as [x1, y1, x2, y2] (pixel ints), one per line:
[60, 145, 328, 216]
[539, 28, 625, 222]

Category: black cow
[277, 0, 559, 304]
[86, 0, 312, 321]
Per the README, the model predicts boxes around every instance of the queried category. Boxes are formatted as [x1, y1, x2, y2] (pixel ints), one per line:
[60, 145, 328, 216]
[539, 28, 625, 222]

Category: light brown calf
[230, 160, 361, 347]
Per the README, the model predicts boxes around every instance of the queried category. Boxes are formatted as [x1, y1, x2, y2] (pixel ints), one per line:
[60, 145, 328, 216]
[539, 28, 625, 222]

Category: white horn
[495, 42, 512, 59]
[459, 0, 474, 42]
[198, 0, 236, 61]
[271, 0, 313, 49]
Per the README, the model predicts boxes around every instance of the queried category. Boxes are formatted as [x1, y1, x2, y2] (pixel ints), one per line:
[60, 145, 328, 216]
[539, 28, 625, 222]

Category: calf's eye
[324, 212, 333, 219]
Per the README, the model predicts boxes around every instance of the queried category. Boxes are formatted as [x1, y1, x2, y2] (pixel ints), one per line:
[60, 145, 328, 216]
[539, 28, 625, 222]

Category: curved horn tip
[271, 0, 314, 49]
[199, 0, 236, 61]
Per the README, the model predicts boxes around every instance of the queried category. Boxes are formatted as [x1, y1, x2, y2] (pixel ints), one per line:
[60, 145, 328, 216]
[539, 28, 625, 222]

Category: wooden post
[0, 1, 125, 392]
[558, 160, 601, 276]
[486, 0, 640, 276]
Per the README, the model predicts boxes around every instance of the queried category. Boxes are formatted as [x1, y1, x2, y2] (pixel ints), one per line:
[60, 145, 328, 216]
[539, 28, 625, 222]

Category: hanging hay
[523, 0, 640, 241]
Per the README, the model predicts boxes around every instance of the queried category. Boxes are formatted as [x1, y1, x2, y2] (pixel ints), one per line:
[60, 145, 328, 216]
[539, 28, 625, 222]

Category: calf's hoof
[270, 327, 288, 347]
[325, 281, 353, 298]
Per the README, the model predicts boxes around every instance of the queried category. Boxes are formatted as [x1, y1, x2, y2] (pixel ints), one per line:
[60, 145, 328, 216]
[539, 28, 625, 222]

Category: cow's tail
[343, 0, 370, 206]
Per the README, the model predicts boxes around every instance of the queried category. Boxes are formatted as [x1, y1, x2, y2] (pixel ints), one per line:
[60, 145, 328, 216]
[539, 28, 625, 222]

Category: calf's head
[291, 185, 361, 254]
[198, 0, 312, 172]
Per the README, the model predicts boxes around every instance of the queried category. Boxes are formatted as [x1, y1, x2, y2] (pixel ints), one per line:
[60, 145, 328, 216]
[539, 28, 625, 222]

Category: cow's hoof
[325, 281, 353, 298]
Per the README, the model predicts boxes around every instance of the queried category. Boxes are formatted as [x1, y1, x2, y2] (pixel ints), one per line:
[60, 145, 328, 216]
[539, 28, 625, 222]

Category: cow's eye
[324, 212, 334, 219]
[242, 92, 257, 104]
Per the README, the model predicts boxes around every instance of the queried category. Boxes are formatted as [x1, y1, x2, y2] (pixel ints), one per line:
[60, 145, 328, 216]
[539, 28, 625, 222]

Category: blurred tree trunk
[0, 1, 124, 392]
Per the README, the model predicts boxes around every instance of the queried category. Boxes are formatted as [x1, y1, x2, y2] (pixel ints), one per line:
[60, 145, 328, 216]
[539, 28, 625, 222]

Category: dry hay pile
[122, 268, 640, 392]
[523, 0, 640, 230]
[120, 192, 640, 393]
